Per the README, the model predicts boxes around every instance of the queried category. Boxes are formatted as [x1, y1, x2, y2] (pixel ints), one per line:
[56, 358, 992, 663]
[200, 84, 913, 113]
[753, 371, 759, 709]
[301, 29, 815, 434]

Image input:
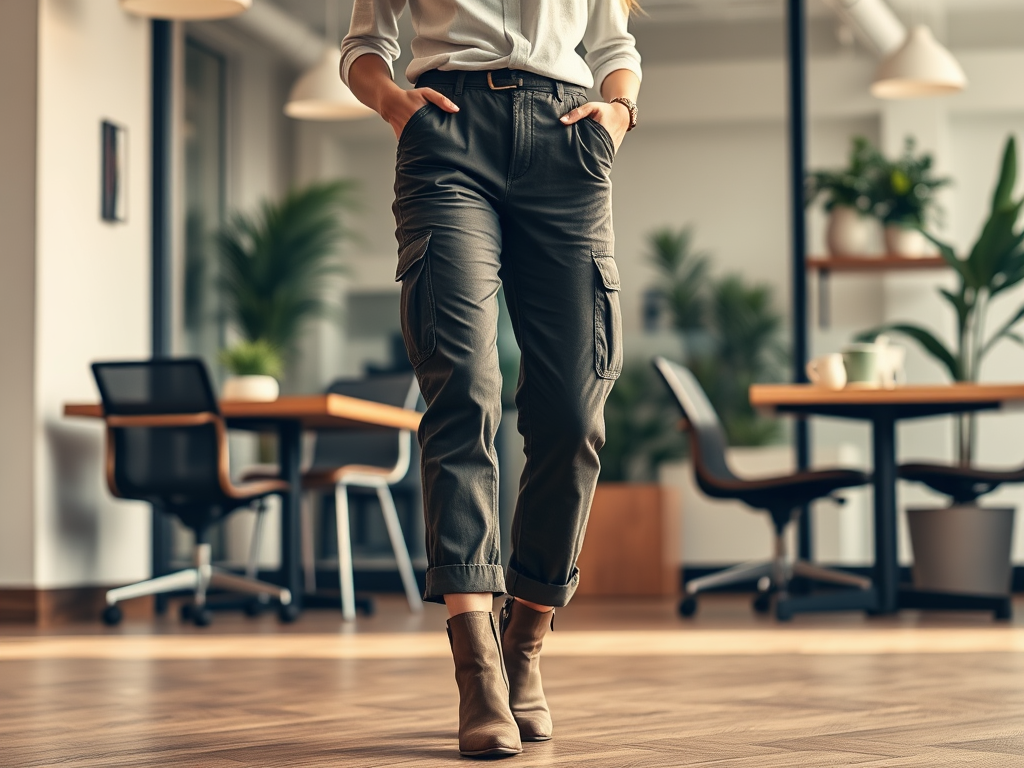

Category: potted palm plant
[216, 180, 357, 397]
[806, 136, 885, 257]
[873, 137, 951, 257]
[858, 136, 1024, 594]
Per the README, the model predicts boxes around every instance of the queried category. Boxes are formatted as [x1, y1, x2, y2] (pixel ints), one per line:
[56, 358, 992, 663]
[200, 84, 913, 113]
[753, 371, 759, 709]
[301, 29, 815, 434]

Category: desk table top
[750, 383, 1024, 410]
[64, 394, 422, 432]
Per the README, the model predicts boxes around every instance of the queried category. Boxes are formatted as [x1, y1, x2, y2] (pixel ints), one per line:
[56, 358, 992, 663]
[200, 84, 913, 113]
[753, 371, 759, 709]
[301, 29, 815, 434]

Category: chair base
[680, 530, 872, 621]
[103, 542, 291, 626]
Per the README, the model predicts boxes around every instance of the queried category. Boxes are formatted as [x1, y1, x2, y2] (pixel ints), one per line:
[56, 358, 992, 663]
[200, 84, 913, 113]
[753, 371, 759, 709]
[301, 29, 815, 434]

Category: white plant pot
[221, 375, 280, 402]
[907, 504, 1015, 595]
[884, 224, 933, 257]
[826, 206, 877, 257]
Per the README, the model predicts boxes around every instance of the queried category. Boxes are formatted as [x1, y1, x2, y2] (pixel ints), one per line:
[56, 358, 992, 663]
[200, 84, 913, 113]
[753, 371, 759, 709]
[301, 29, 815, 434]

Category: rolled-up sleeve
[340, 0, 407, 87]
[583, 0, 643, 91]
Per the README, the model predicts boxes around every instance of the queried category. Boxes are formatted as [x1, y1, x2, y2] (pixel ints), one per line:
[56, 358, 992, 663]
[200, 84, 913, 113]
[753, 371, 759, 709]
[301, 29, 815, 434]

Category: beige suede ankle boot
[499, 597, 554, 741]
[446, 611, 523, 758]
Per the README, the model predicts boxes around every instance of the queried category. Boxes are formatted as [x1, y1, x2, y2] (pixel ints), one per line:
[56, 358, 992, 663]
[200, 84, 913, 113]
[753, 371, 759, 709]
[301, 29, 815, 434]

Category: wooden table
[750, 383, 1024, 617]
[65, 395, 422, 617]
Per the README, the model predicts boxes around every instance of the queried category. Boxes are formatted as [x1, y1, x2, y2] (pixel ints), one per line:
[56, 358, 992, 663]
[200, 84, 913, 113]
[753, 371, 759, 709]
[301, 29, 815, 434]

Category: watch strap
[609, 97, 638, 131]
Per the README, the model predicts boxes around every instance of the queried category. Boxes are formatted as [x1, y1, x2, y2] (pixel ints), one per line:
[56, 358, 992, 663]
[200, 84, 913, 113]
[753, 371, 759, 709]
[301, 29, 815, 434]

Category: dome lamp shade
[285, 49, 375, 121]
[871, 25, 967, 99]
[120, 0, 252, 20]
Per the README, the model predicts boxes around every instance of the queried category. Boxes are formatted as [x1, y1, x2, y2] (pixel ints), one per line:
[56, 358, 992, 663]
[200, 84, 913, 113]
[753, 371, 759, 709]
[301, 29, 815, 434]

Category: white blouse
[340, 0, 643, 91]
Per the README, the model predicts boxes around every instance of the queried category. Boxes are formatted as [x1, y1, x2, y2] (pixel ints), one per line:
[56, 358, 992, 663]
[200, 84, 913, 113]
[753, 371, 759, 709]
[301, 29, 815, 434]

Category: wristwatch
[609, 97, 638, 131]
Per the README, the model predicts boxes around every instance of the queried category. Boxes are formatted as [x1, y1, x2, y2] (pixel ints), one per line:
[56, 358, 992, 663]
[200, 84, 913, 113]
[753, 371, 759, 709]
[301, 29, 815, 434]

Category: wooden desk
[64, 396, 422, 618]
[750, 383, 1024, 617]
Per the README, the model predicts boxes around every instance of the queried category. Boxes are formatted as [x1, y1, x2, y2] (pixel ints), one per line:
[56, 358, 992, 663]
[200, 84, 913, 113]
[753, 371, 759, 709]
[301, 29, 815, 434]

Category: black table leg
[278, 421, 303, 617]
[872, 412, 899, 614]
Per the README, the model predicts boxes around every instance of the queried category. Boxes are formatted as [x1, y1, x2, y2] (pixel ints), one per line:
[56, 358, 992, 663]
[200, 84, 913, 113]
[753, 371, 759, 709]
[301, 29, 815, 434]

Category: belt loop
[455, 71, 466, 96]
[555, 81, 564, 103]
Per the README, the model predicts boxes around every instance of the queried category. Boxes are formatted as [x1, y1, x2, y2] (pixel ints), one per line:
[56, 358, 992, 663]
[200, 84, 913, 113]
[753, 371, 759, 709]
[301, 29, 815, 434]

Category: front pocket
[592, 252, 622, 380]
[396, 104, 434, 151]
[585, 117, 616, 158]
[395, 231, 436, 367]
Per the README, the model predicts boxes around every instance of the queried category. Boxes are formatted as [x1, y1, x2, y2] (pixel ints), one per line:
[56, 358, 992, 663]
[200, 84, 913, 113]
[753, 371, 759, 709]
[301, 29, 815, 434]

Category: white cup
[874, 335, 906, 389]
[806, 353, 847, 390]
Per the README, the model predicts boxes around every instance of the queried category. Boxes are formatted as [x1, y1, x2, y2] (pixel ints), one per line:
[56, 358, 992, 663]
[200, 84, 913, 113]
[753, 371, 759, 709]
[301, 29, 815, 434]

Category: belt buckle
[487, 71, 521, 90]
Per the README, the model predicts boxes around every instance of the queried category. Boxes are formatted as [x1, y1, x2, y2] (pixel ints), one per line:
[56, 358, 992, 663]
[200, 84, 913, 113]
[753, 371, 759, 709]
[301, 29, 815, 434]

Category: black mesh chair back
[92, 359, 223, 504]
[653, 356, 741, 495]
[92, 358, 219, 415]
[311, 373, 421, 472]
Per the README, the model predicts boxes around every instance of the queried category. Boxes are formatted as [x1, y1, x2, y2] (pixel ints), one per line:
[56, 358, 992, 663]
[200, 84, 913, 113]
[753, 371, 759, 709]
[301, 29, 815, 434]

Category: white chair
[245, 373, 423, 620]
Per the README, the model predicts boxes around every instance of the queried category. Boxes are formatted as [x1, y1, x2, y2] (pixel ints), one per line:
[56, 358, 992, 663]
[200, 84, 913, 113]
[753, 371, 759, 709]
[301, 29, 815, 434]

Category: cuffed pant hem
[423, 564, 507, 604]
[504, 564, 579, 608]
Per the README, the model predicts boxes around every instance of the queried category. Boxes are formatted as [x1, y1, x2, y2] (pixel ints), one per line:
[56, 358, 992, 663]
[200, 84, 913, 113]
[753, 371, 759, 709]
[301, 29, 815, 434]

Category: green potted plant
[806, 136, 885, 257]
[219, 339, 284, 401]
[647, 226, 786, 446]
[858, 136, 1024, 595]
[216, 180, 357, 397]
[873, 136, 951, 257]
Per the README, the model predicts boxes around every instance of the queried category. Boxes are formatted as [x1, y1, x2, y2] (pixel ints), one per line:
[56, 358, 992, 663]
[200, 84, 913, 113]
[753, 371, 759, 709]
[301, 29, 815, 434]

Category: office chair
[653, 357, 873, 619]
[92, 359, 293, 627]
[246, 372, 424, 621]
[899, 460, 1024, 504]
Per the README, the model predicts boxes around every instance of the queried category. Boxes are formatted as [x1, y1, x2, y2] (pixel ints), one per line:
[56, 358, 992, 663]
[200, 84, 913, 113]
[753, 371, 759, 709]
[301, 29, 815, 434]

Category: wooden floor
[3, 595, 1024, 767]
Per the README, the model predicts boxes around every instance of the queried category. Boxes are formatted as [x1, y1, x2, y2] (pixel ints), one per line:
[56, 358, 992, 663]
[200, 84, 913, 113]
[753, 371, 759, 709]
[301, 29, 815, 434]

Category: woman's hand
[560, 101, 631, 151]
[380, 87, 459, 140]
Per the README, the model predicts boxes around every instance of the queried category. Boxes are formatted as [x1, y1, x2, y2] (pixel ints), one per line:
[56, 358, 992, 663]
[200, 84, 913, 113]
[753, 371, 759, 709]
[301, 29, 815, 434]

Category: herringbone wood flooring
[2, 596, 1023, 767]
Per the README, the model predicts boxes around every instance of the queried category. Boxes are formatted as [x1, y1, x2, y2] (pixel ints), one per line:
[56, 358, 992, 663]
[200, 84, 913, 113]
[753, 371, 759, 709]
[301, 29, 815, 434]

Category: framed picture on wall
[101, 120, 127, 223]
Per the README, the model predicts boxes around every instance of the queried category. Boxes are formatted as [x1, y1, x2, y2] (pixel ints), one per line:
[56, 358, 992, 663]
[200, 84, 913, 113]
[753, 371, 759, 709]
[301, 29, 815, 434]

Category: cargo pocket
[395, 231, 436, 367]
[593, 252, 622, 380]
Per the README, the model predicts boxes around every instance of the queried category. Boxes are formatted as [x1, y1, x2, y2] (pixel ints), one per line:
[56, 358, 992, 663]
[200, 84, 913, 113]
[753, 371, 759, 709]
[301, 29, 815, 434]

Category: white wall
[0, 0, 154, 591]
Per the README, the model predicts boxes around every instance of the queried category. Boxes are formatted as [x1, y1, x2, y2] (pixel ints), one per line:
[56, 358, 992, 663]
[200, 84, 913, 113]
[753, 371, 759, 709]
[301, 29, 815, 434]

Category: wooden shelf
[807, 255, 950, 329]
[806, 255, 948, 272]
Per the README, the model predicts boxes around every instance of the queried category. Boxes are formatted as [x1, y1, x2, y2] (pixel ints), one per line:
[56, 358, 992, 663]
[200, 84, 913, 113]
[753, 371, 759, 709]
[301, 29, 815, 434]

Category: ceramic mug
[873, 335, 906, 389]
[842, 343, 881, 387]
[806, 353, 847, 390]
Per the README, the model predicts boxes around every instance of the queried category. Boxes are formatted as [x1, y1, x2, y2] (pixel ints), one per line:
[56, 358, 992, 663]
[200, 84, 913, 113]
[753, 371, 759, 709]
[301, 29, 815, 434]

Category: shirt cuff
[340, 47, 395, 88]
[592, 57, 643, 94]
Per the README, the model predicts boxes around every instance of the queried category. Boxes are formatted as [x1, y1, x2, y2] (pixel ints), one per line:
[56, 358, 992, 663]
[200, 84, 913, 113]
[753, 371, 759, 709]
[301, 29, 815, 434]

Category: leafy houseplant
[219, 339, 283, 379]
[806, 136, 883, 216]
[806, 137, 885, 256]
[873, 136, 951, 230]
[873, 137, 951, 256]
[858, 137, 1024, 463]
[216, 180, 357, 366]
[648, 226, 787, 447]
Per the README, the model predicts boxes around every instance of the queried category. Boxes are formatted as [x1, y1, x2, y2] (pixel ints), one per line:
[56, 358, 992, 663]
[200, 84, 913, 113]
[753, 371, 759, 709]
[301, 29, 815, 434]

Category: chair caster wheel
[753, 593, 773, 614]
[244, 600, 265, 617]
[179, 603, 194, 622]
[678, 597, 698, 618]
[192, 609, 212, 627]
[102, 605, 123, 626]
[775, 602, 794, 622]
[278, 603, 300, 623]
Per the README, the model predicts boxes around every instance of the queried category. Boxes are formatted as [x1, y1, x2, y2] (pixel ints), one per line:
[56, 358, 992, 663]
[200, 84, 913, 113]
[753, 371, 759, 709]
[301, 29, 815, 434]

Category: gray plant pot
[906, 504, 1015, 595]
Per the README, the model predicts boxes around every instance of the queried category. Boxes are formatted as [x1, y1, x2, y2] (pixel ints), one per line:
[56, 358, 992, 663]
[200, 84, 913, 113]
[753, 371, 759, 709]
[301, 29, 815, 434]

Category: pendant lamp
[284, 48, 374, 120]
[871, 25, 967, 99]
[120, 0, 251, 20]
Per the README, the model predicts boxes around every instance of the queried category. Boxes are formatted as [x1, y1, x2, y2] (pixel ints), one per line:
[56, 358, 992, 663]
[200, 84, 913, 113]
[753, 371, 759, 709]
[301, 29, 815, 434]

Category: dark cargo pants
[392, 68, 622, 607]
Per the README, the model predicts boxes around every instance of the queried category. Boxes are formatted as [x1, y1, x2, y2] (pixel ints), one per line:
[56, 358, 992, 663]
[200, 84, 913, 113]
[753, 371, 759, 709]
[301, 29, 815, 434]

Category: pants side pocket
[396, 231, 436, 367]
[592, 251, 622, 380]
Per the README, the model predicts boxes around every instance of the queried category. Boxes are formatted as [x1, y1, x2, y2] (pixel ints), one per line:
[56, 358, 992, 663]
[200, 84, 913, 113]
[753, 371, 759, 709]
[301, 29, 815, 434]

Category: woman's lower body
[392, 68, 622, 757]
